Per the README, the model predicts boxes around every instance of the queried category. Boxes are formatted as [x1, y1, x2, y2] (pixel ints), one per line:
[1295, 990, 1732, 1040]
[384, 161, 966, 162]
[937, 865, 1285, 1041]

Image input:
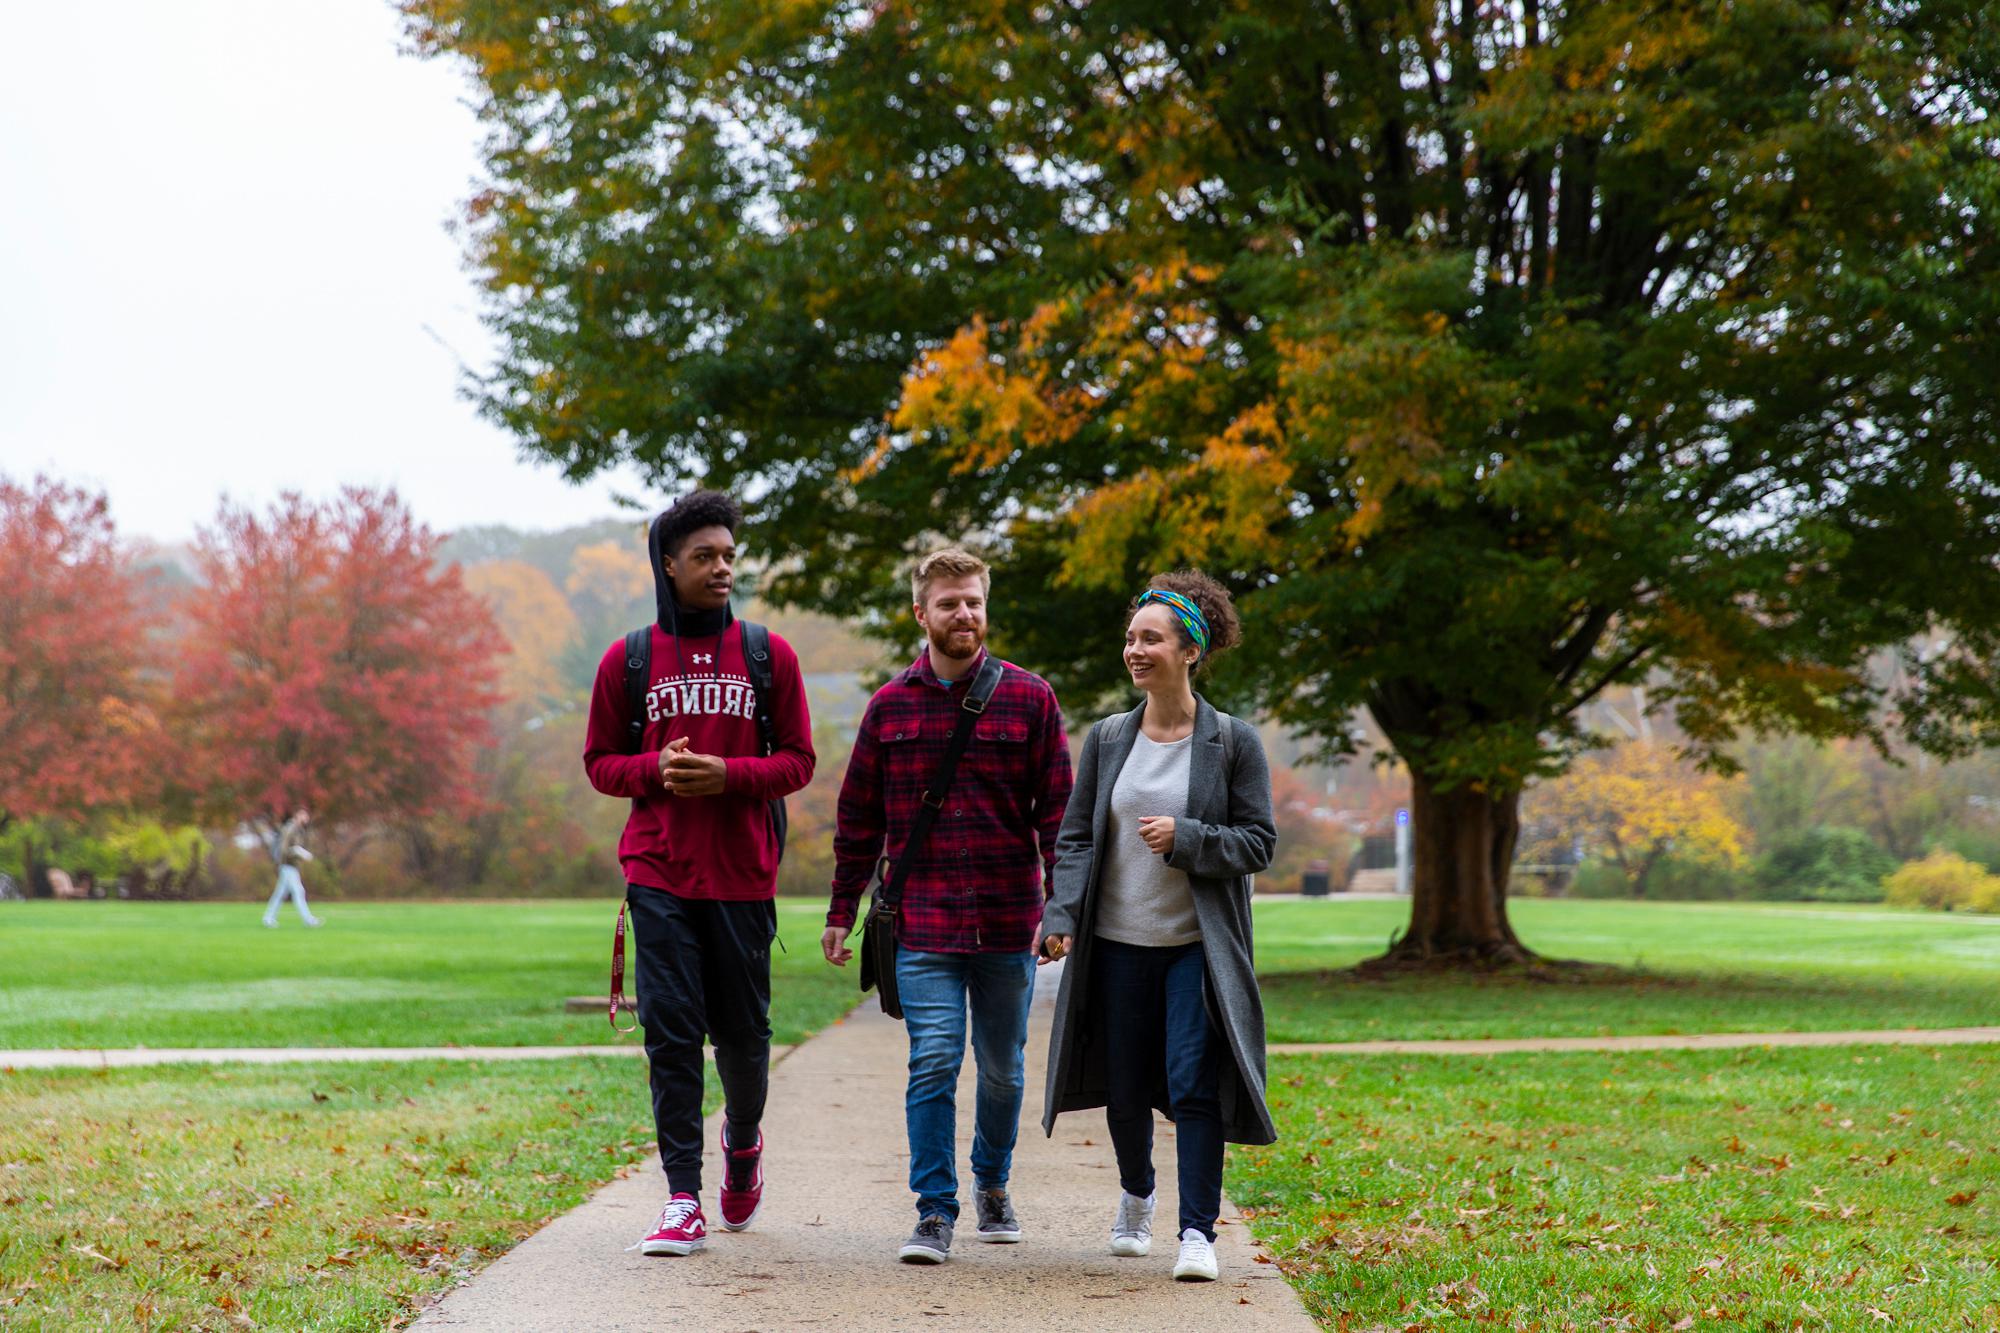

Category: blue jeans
[262, 865, 320, 926]
[1092, 937, 1225, 1241]
[895, 944, 1036, 1222]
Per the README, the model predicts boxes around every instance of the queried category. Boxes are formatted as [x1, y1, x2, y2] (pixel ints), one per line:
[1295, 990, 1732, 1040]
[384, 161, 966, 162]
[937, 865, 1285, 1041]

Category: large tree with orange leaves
[406, 0, 2000, 965]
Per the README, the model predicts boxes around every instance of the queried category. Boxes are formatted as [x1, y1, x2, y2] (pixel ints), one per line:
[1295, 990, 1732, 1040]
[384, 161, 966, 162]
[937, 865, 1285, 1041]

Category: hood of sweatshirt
[647, 509, 734, 637]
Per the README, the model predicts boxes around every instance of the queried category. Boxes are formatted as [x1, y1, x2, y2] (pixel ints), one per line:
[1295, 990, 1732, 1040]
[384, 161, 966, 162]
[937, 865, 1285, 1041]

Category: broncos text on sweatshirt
[583, 619, 815, 900]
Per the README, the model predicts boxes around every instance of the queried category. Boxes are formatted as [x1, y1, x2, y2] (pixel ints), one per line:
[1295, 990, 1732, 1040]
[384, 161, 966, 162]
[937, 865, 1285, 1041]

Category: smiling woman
[1037, 567, 1275, 1281]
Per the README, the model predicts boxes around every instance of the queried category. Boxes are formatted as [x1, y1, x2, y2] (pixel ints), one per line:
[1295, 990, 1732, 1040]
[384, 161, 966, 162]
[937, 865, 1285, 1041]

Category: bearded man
[822, 547, 1073, 1264]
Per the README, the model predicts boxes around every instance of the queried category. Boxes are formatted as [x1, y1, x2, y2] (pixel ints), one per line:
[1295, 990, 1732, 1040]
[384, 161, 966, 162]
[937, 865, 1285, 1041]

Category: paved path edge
[8, 1026, 1997, 1071]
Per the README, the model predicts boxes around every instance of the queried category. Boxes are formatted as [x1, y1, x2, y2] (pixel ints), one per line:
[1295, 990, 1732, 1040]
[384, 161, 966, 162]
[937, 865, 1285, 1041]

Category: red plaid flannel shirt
[828, 649, 1072, 953]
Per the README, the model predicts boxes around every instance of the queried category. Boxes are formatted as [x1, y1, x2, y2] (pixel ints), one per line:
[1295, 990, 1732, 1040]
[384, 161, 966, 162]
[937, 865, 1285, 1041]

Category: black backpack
[621, 621, 789, 858]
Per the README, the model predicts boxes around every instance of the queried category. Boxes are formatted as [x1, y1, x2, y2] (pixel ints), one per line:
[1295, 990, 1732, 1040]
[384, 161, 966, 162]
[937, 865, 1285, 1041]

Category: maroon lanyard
[609, 900, 637, 1034]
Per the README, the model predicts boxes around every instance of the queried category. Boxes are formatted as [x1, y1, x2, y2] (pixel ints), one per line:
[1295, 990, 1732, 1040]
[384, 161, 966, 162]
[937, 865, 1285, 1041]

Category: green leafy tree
[406, 0, 2000, 965]
[1754, 824, 1895, 903]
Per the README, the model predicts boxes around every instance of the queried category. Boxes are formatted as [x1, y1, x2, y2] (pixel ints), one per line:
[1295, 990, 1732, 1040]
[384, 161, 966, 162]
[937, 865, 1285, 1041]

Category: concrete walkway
[4, 1045, 674, 1071]
[413, 966, 1311, 1332]
[0, 1040, 636, 1072]
[1268, 1024, 2000, 1057]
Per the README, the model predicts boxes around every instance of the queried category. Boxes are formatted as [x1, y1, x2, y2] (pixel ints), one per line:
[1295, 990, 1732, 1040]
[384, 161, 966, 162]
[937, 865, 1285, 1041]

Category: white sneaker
[1172, 1227, 1218, 1281]
[1110, 1190, 1154, 1256]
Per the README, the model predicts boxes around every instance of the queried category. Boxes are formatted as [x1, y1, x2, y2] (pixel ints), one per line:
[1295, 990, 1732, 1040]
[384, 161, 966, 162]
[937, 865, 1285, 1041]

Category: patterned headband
[1137, 588, 1211, 659]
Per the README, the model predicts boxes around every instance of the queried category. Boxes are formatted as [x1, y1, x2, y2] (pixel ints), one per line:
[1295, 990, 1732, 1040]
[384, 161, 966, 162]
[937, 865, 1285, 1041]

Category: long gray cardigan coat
[1038, 697, 1279, 1145]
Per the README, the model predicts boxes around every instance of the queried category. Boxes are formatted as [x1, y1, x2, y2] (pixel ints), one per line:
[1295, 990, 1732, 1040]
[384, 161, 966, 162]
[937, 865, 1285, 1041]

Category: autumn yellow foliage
[1526, 740, 1747, 895]
[1882, 851, 2000, 914]
[464, 560, 580, 706]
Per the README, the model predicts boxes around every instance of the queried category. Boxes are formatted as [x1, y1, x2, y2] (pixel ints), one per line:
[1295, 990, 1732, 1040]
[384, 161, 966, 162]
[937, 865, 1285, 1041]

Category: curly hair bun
[1140, 569, 1242, 666]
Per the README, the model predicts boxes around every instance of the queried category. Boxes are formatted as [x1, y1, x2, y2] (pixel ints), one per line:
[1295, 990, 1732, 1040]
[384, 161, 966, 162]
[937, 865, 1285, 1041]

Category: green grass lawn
[0, 900, 856, 1050]
[0, 1058, 694, 1331]
[1254, 898, 2000, 1043]
[1228, 1043, 2000, 1330]
[4, 897, 1994, 1051]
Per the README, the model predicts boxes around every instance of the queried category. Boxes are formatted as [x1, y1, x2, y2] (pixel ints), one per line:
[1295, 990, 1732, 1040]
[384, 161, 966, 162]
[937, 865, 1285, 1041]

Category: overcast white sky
[0, 2, 653, 545]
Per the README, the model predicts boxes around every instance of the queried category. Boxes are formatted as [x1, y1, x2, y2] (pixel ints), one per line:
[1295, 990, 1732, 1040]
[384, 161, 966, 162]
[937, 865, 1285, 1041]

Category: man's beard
[927, 622, 986, 659]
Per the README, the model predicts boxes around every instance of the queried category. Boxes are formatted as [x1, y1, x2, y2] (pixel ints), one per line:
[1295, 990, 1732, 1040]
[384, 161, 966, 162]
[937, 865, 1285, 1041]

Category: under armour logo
[693, 653, 714, 665]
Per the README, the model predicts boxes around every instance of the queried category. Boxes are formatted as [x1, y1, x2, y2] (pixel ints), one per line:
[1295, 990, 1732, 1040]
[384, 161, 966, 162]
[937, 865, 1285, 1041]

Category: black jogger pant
[626, 885, 775, 1196]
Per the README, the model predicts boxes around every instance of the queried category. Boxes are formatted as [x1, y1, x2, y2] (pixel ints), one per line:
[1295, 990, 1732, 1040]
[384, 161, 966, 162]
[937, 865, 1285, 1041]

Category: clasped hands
[658, 736, 727, 797]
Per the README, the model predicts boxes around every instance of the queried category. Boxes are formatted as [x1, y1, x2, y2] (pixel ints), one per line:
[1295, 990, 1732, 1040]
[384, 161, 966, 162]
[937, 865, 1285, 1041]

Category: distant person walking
[823, 547, 1073, 1265]
[260, 808, 322, 928]
[583, 489, 816, 1259]
[1037, 571, 1278, 1284]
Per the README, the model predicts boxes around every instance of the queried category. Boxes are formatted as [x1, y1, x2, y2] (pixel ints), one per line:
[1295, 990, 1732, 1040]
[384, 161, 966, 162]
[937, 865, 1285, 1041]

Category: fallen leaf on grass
[70, 1242, 122, 1270]
[1945, 1190, 1978, 1206]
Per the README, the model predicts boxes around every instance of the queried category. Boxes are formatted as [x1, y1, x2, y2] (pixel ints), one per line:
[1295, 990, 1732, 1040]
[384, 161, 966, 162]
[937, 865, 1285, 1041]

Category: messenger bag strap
[877, 655, 1005, 917]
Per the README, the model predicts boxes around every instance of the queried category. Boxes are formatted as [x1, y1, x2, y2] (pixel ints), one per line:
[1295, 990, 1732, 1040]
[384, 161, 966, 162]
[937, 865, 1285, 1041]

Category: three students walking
[584, 495, 1276, 1282]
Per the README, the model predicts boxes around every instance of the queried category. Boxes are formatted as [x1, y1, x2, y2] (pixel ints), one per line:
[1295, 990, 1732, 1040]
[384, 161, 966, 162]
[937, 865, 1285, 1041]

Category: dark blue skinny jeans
[1091, 936, 1224, 1241]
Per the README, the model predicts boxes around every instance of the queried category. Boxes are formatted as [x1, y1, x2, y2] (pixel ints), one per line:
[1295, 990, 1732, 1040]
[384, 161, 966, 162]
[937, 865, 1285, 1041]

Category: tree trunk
[23, 833, 51, 899]
[1371, 772, 1535, 968]
[1631, 846, 1663, 900]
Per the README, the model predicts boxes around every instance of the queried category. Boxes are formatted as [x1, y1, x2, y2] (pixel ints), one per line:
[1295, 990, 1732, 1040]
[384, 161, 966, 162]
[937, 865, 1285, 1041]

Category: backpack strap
[740, 620, 778, 758]
[737, 620, 789, 858]
[622, 627, 652, 756]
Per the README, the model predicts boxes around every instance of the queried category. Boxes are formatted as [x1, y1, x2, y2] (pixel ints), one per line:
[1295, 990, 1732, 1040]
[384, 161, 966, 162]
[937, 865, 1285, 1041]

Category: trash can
[1301, 858, 1331, 897]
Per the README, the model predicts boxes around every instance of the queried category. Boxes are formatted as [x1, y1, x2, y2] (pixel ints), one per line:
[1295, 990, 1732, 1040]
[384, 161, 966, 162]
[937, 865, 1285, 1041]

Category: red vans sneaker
[717, 1128, 764, 1232]
[639, 1193, 706, 1256]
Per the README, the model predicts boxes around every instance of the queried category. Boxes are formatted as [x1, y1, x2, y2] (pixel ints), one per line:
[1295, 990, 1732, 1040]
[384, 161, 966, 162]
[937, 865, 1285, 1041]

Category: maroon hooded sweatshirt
[581, 514, 815, 899]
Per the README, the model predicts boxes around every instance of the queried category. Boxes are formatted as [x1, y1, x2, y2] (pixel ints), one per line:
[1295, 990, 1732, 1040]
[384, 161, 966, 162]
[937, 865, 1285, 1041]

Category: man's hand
[821, 925, 852, 966]
[1037, 933, 1072, 966]
[1137, 815, 1176, 856]
[657, 736, 688, 786]
[663, 739, 728, 797]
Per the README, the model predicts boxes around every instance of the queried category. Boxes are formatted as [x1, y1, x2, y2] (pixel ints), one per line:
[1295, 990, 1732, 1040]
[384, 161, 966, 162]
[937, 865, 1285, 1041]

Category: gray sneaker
[1110, 1190, 1155, 1256]
[898, 1213, 953, 1263]
[975, 1188, 1021, 1243]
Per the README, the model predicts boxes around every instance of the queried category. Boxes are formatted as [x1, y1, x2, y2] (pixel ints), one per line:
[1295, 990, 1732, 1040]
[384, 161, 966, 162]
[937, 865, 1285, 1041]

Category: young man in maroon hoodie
[583, 489, 816, 1257]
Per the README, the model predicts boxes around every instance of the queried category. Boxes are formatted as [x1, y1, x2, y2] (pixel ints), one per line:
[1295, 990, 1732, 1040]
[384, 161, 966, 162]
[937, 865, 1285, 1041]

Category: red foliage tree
[172, 488, 504, 828]
[0, 475, 162, 839]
